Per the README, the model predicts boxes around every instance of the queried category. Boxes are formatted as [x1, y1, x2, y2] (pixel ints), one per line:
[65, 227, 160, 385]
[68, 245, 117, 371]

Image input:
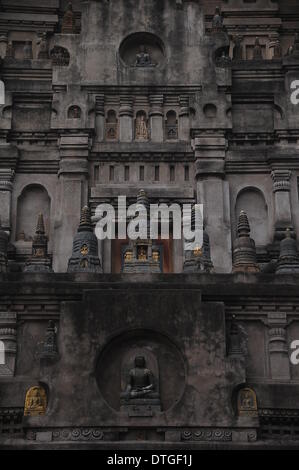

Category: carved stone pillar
[95, 94, 105, 143]
[194, 131, 232, 272]
[267, 313, 290, 380]
[179, 95, 190, 141]
[0, 313, 17, 376]
[0, 33, 8, 59]
[0, 169, 15, 233]
[119, 95, 133, 142]
[271, 170, 293, 240]
[55, 133, 89, 272]
[149, 94, 164, 142]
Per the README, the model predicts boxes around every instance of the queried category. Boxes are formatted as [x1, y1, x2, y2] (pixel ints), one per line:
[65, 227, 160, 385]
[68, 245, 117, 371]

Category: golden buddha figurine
[24, 386, 47, 416]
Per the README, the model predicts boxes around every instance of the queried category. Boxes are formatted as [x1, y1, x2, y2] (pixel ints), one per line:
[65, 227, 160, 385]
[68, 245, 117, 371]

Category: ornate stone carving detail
[50, 46, 70, 67]
[40, 321, 58, 360]
[247, 431, 257, 442]
[181, 429, 232, 442]
[26, 428, 104, 441]
[0, 407, 23, 434]
[0, 169, 15, 192]
[271, 170, 291, 193]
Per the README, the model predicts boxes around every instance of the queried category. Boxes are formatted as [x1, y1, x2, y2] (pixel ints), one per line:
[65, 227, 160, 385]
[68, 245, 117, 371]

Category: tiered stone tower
[0, 0, 299, 450]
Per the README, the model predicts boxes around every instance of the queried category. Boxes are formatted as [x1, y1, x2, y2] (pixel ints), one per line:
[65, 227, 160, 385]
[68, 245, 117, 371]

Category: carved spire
[276, 228, 299, 274]
[36, 212, 45, 235]
[183, 205, 213, 273]
[67, 206, 102, 273]
[232, 211, 260, 273]
[78, 206, 92, 233]
[122, 189, 161, 274]
[40, 320, 58, 360]
[237, 210, 250, 237]
[24, 214, 53, 273]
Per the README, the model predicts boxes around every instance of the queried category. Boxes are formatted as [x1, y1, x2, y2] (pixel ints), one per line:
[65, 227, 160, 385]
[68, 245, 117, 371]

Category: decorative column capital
[271, 170, 291, 192]
[149, 94, 163, 117]
[119, 95, 133, 117]
[0, 169, 15, 191]
[179, 95, 189, 117]
[95, 94, 105, 116]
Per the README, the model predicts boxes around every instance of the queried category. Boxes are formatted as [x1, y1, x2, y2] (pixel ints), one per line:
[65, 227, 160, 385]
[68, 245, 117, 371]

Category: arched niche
[67, 105, 81, 119]
[119, 32, 165, 67]
[165, 110, 178, 140]
[235, 187, 268, 246]
[16, 184, 50, 242]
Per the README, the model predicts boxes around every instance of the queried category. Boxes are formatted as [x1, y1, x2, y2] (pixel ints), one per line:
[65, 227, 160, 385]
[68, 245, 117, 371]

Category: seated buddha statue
[123, 356, 155, 399]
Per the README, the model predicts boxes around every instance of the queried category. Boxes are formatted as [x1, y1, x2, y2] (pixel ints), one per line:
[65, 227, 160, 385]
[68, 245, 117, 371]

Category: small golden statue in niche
[152, 250, 160, 263]
[24, 386, 47, 416]
[80, 244, 89, 256]
[124, 250, 133, 262]
[237, 387, 258, 417]
[135, 113, 148, 140]
[193, 246, 202, 257]
[137, 246, 147, 261]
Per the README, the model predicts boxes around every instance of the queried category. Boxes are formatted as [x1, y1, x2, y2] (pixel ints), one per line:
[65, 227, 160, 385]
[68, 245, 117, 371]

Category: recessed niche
[203, 103, 217, 118]
[119, 32, 165, 68]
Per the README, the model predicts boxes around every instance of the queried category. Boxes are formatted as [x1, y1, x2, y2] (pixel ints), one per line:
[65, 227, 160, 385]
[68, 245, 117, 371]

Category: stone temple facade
[0, 0, 299, 450]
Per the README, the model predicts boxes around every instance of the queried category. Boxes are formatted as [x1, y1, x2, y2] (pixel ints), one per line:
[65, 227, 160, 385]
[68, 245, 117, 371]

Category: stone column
[267, 313, 290, 380]
[0, 169, 15, 233]
[0, 33, 8, 59]
[0, 313, 17, 377]
[119, 95, 133, 142]
[271, 170, 293, 240]
[149, 94, 164, 142]
[54, 133, 89, 272]
[95, 94, 105, 142]
[179, 95, 190, 141]
[194, 131, 232, 273]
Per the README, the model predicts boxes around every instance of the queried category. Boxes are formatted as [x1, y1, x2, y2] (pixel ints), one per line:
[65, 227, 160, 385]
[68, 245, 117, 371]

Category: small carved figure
[237, 388, 258, 417]
[37, 33, 49, 60]
[252, 37, 263, 60]
[212, 7, 223, 33]
[273, 39, 282, 59]
[24, 386, 47, 416]
[23, 41, 33, 60]
[135, 45, 155, 67]
[123, 356, 155, 399]
[232, 35, 243, 60]
[135, 113, 148, 140]
[68, 105, 81, 119]
[124, 250, 133, 262]
[216, 51, 232, 68]
[5, 42, 14, 59]
[61, 2, 76, 34]
[137, 246, 147, 261]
